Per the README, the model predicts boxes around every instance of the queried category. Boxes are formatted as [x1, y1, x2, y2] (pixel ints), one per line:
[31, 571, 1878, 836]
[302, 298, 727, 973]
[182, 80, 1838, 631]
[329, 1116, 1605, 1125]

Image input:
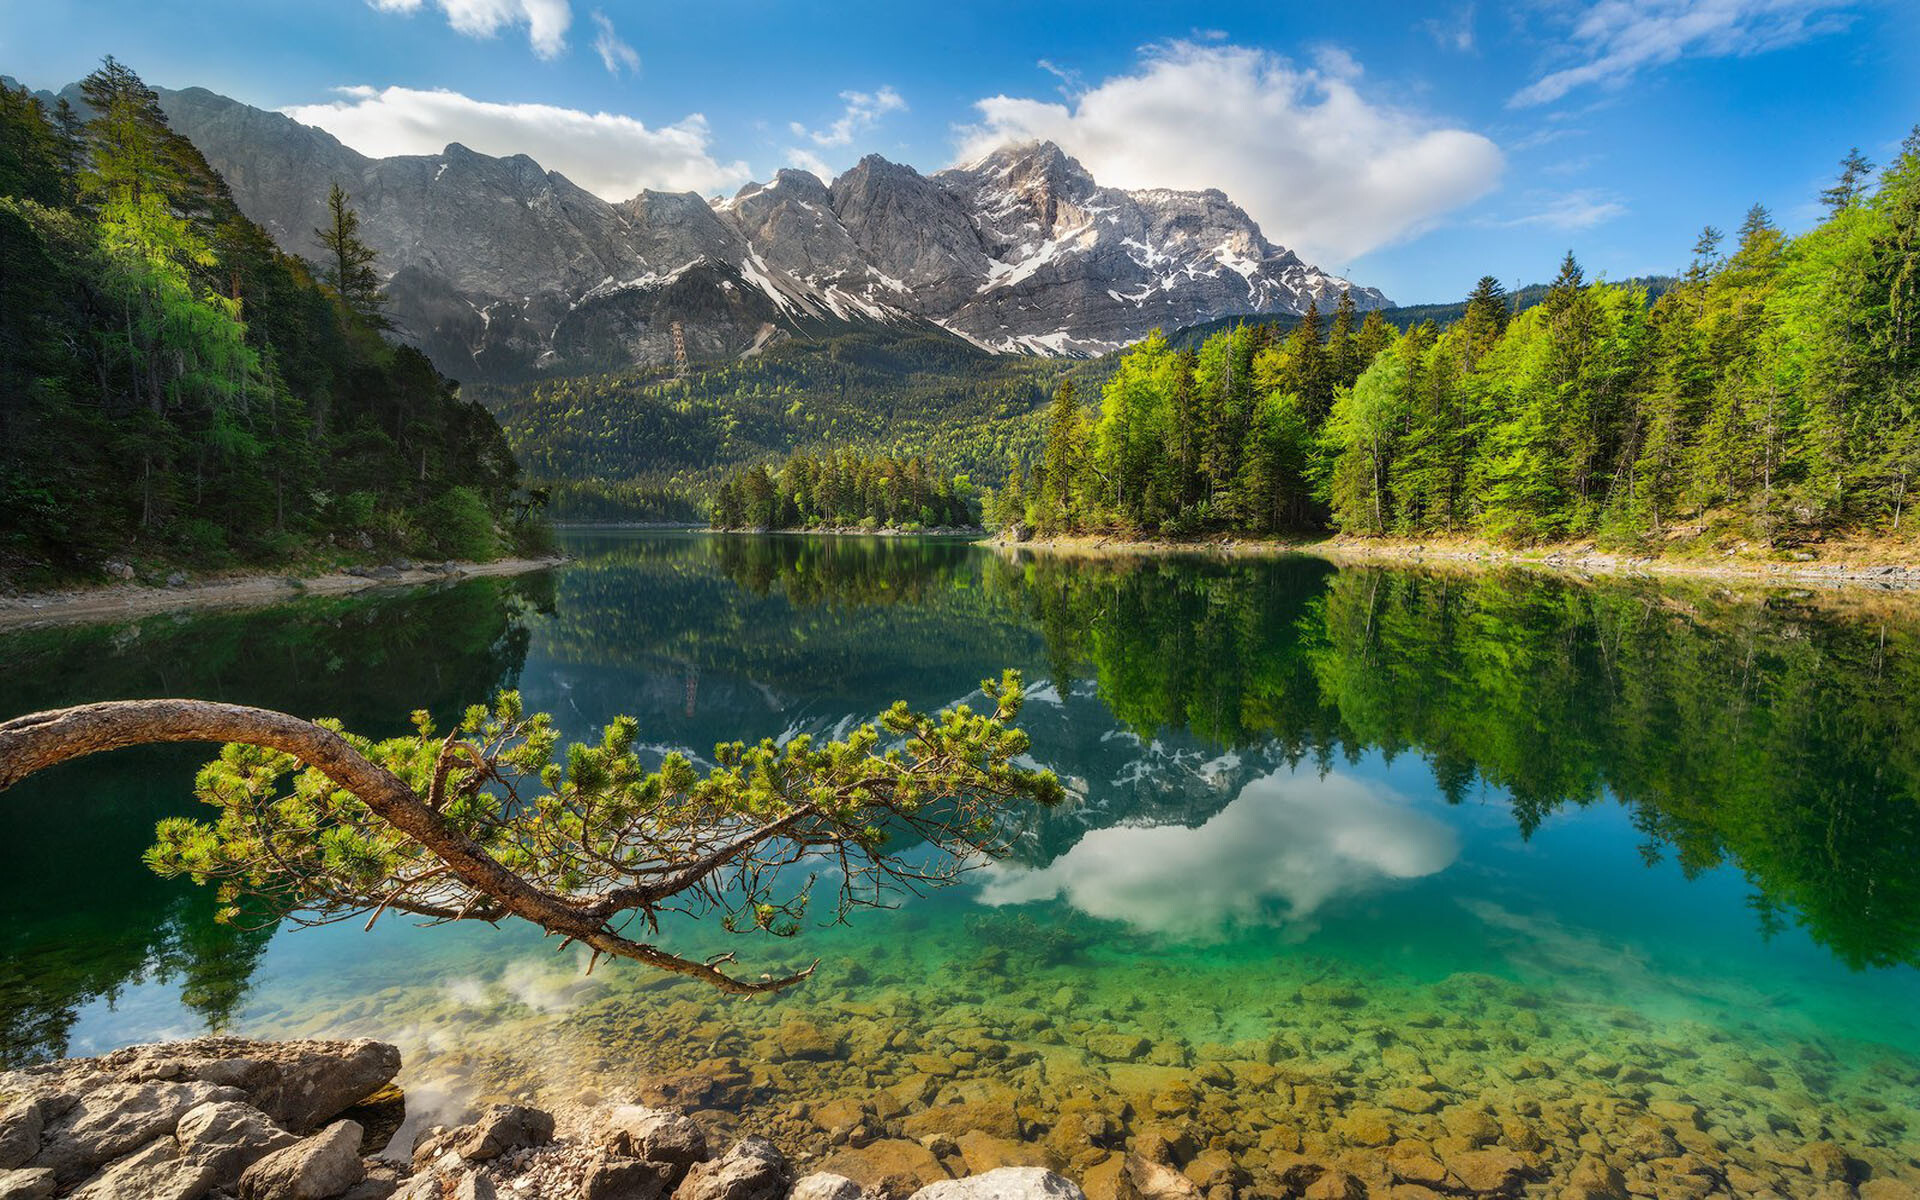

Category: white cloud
[784, 148, 833, 179]
[368, 0, 573, 59]
[783, 86, 906, 177]
[590, 10, 639, 75]
[284, 86, 752, 199]
[976, 768, 1458, 937]
[1488, 188, 1628, 230]
[1512, 0, 1855, 108]
[1421, 4, 1477, 53]
[955, 41, 1503, 265]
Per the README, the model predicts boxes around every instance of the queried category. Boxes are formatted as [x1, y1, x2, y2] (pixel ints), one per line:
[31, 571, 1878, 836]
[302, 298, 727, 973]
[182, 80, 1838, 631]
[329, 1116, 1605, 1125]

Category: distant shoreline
[0, 556, 568, 632]
[988, 532, 1920, 591]
[703, 525, 988, 539]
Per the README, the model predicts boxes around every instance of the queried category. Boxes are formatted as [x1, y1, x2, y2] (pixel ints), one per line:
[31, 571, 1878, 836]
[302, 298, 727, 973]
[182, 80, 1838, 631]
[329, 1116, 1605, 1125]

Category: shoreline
[987, 532, 1920, 591]
[0, 555, 568, 631]
[706, 525, 988, 539]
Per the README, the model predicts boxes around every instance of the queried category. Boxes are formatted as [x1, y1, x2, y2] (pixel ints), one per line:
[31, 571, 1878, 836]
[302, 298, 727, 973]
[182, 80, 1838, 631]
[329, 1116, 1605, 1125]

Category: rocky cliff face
[154, 88, 1386, 381]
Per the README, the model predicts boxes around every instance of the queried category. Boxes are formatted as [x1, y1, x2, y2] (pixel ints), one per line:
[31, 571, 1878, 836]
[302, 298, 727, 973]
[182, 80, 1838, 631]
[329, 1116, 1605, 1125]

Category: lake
[3, 530, 1918, 1195]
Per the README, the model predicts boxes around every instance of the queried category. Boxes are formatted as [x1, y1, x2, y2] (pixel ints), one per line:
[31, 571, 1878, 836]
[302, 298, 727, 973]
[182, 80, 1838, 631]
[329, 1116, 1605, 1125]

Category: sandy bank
[0, 556, 567, 631]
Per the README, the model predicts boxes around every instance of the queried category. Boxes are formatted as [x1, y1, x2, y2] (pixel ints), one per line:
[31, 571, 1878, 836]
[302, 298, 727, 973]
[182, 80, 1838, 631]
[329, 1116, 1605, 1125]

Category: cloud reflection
[978, 768, 1459, 935]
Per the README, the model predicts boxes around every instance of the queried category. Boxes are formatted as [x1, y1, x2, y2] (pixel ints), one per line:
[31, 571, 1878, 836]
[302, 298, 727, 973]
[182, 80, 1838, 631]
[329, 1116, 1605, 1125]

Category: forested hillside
[1165, 276, 1675, 351]
[709, 450, 977, 531]
[0, 61, 544, 587]
[479, 329, 1107, 521]
[998, 135, 1920, 550]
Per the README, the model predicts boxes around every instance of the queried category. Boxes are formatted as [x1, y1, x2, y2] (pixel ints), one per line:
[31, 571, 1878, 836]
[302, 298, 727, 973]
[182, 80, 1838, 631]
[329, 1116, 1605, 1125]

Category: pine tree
[315, 183, 387, 326]
[1040, 379, 1082, 527]
[1820, 147, 1874, 215]
[1687, 226, 1723, 280]
[1460, 275, 1508, 367]
[1289, 300, 1331, 422]
[1546, 251, 1585, 310]
[50, 99, 83, 197]
[987, 459, 1027, 530]
[1354, 309, 1394, 371]
[1328, 289, 1360, 388]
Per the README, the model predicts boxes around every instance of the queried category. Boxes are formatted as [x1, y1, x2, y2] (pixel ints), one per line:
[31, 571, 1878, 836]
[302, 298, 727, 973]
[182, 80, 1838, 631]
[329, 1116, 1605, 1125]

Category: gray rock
[165, 571, 188, 588]
[338, 1161, 406, 1200]
[394, 1168, 494, 1200]
[102, 560, 135, 581]
[24, 1080, 237, 1185]
[5, 1036, 400, 1139]
[585, 1153, 674, 1200]
[0, 1169, 54, 1200]
[175, 1099, 299, 1183]
[789, 1173, 869, 1200]
[67, 1136, 215, 1200]
[911, 1169, 1087, 1200]
[0, 1102, 41, 1170]
[600, 1105, 710, 1173]
[238, 1120, 364, 1200]
[450, 1105, 554, 1161]
[674, 1136, 790, 1200]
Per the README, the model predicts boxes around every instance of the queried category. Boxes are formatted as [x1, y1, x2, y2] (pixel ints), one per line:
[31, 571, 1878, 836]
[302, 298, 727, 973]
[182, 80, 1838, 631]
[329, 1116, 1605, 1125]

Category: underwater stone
[954, 1131, 1062, 1176]
[1440, 1148, 1528, 1195]
[776, 1022, 845, 1062]
[1085, 1036, 1151, 1064]
[820, 1139, 951, 1198]
[789, 1173, 867, 1200]
[912, 1167, 1087, 1200]
[1116, 1154, 1201, 1200]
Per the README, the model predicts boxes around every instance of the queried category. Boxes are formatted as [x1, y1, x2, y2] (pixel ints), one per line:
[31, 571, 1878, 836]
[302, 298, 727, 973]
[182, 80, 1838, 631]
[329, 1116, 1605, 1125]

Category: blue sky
[5, 0, 1917, 303]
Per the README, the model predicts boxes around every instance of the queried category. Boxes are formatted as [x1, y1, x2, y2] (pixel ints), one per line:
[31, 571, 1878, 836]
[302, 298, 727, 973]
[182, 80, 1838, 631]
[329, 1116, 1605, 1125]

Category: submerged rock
[789, 1173, 868, 1200]
[1116, 1154, 1201, 1200]
[820, 1138, 951, 1198]
[912, 1167, 1087, 1200]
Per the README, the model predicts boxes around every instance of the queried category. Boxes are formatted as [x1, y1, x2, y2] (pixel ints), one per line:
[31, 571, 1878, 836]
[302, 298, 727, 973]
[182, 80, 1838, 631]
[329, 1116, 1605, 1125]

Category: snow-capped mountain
[154, 86, 1387, 381]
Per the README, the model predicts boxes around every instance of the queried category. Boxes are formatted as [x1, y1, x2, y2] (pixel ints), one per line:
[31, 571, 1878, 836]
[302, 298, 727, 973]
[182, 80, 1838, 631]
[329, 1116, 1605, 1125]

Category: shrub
[420, 486, 501, 561]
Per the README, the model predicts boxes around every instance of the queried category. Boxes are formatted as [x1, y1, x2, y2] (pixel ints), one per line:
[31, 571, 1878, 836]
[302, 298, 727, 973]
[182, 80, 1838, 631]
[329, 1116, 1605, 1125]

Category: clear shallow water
[4, 531, 1920, 1192]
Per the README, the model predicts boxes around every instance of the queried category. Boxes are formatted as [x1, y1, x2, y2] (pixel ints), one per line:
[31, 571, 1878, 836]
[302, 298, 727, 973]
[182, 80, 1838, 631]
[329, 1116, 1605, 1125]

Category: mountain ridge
[137, 85, 1387, 382]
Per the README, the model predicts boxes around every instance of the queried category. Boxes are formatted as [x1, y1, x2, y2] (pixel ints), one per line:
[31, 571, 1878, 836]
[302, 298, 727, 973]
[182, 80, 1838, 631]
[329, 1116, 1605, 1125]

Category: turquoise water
[4, 531, 1919, 1192]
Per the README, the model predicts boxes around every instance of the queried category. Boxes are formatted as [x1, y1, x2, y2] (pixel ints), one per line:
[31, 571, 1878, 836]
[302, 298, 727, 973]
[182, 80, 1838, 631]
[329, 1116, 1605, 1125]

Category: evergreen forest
[989, 138, 1920, 549]
[0, 61, 545, 587]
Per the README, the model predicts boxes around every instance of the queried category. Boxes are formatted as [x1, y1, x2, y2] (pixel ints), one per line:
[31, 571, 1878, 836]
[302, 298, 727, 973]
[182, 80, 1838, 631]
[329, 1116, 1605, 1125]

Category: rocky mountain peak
[150, 85, 1387, 378]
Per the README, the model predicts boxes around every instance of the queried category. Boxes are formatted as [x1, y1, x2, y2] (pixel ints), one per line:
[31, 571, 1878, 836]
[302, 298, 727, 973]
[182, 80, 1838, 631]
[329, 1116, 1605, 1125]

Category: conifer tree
[1328, 289, 1360, 388]
[1688, 226, 1724, 280]
[1289, 301, 1330, 422]
[315, 183, 386, 326]
[1821, 147, 1874, 214]
[1460, 275, 1508, 367]
[1041, 379, 1081, 527]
